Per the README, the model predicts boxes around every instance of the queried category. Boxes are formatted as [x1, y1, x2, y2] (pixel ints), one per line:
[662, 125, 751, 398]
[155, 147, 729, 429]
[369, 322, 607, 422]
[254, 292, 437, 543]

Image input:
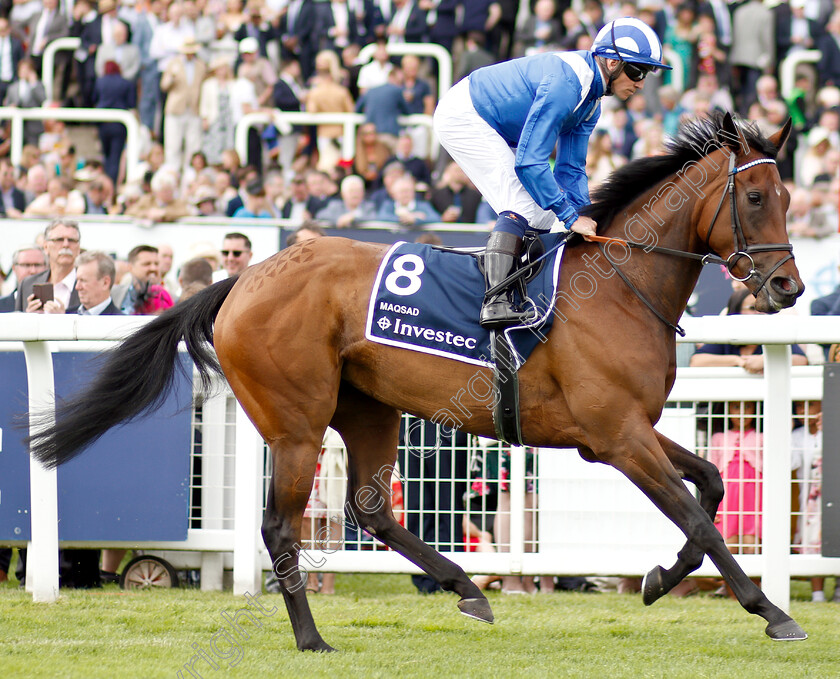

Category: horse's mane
[581, 111, 778, 228]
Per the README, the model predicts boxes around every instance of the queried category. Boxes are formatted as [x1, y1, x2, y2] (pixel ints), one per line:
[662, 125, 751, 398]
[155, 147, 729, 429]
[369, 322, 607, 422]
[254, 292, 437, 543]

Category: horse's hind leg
[640, 432, 725, 605]
[227, 367, 338, 650]
[262, 436, 336, 652]
[330, 385, 493, 624]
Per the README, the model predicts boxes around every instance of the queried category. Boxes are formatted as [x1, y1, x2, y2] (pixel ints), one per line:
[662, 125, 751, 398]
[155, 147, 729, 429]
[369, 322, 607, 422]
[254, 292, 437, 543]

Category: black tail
[26, 276, 239, 469]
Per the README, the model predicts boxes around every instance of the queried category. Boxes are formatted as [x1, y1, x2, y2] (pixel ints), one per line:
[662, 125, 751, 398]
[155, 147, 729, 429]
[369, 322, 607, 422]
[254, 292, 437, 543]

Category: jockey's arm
[514, 75, 583, 228]
[554, 110, 600, 237]
[554, 104, 598, 214]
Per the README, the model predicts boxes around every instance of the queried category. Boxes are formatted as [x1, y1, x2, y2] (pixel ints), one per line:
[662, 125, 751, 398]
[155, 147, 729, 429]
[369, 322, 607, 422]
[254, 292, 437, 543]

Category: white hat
[808, 127, 831, 148]
[239, 37, 259, 54]
[179, 38, 201, 55]
[209, 55, 232, 72]
[191, 186, 217, 205]
[188, 242, 222, 269]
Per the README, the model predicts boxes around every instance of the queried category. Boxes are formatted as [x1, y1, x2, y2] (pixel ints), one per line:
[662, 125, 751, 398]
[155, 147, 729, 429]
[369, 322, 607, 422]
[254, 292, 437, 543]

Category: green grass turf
[1, 574, 838, 679]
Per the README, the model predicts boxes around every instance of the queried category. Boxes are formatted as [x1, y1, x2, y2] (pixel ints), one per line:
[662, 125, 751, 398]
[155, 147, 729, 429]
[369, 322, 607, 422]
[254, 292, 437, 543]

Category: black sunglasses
[622, 62, 654, 82]
[221, 250, 245, 257]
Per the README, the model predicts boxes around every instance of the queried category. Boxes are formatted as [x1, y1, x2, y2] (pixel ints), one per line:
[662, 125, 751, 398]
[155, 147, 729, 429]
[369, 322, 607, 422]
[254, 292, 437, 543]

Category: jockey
[433, 17, 672, 329]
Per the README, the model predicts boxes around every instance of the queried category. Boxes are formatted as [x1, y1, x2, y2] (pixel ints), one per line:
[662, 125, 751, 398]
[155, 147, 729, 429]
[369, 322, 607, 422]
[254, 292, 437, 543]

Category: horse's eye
[747, 192, 761, 205]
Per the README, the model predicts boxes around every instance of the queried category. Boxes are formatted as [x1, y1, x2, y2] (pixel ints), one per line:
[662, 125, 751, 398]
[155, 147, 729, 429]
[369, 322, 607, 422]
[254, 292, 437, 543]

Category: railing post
[662, 47, 684, 92]
[509, 445, 526, 575]
[22, 340, 59, 602]
[41, 37, 82, 101]
[762, 344, 792, 613]
[779, 50, 821, 100]
[341, 118, 356, 161]
[9, 111, 23, 168]
[232, 401, 262, 595]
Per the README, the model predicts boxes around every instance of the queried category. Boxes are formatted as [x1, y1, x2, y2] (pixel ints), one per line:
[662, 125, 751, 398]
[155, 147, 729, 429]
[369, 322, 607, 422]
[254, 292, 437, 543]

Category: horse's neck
[600, 153, 727, 324]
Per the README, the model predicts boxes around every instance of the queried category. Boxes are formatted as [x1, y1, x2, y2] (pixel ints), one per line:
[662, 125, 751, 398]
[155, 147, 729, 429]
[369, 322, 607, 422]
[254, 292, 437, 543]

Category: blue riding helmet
[591, 17, 673, 71]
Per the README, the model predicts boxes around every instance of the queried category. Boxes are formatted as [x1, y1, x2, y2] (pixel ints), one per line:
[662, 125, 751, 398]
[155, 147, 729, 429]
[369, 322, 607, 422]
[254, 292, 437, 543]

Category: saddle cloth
[364, 235, 565, 368]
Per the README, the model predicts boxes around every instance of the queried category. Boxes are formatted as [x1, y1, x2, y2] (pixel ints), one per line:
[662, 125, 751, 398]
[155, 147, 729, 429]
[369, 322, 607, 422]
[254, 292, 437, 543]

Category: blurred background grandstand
[0, 0, 836, 306]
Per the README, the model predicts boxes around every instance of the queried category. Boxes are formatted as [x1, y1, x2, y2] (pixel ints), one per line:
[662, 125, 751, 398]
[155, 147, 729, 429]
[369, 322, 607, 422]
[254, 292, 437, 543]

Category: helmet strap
[598, 57, 624, 97]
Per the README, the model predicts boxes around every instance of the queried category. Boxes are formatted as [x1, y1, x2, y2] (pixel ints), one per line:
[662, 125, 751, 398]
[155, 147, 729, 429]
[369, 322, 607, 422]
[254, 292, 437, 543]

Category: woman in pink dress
[708, 401, 763, 555]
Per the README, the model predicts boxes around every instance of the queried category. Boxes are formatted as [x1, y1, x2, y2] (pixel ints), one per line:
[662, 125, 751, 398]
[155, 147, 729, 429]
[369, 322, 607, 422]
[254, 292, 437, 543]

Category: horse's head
[701, 112, 803, 313]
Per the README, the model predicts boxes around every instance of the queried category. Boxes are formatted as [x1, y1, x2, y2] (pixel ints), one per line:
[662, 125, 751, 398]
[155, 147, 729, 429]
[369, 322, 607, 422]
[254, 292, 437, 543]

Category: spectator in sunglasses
[220, 232, 254, 278]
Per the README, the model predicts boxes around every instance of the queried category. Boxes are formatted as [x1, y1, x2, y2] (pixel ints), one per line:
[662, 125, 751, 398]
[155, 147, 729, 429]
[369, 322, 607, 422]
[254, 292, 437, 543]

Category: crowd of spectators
[0, 0, 831, 239]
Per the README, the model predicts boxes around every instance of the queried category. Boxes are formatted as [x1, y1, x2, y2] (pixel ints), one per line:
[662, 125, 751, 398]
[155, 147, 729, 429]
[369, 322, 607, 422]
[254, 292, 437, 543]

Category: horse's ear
[768, 117, 793, 153]
[720, 111, 748, 154]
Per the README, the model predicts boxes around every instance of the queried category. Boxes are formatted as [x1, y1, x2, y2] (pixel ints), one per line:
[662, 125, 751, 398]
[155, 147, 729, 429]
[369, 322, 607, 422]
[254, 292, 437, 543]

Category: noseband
[703, 153, 793, 297]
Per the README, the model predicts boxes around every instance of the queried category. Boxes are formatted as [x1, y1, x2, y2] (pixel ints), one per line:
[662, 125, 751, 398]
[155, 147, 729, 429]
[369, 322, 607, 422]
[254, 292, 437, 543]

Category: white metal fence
[3, 314, 840, 614]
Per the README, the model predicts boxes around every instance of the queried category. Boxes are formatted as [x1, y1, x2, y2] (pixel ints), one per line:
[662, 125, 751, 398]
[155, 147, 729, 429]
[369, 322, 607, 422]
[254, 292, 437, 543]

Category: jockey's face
[606, 59, 646, 101]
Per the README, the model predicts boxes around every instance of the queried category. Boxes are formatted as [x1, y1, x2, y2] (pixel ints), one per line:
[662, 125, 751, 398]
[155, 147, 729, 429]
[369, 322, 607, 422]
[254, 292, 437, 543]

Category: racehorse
[28, 112, 807, 649]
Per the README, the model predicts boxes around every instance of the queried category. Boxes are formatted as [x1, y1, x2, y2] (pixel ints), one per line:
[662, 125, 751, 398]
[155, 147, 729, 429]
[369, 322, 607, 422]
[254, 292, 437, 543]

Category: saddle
[433, 231, 553, 445]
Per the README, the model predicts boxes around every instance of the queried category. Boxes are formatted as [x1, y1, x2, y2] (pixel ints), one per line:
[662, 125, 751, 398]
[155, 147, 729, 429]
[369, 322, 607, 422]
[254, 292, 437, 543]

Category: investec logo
[377, 302, 478, 349]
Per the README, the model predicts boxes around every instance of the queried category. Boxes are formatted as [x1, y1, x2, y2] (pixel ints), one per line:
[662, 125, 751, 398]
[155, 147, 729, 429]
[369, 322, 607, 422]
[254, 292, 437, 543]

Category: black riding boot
[480, 231, 530, 329]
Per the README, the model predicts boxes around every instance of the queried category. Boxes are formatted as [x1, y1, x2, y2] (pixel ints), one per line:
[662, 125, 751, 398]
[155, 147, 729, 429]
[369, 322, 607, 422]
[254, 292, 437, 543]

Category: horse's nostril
[772, 277, 798, 297]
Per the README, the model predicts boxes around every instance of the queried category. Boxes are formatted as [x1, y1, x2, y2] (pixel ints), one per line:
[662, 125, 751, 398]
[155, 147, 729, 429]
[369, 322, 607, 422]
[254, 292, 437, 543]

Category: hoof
[300, 640, 338, 652]
[766, 619, 807, 641]
[642, 565, 666, 606]
[458, 597, 494, 624]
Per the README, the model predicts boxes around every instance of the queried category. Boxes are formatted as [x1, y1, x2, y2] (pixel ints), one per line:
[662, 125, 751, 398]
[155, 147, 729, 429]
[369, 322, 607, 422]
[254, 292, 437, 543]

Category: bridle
[585, 150, 794, 336]
[701, 152, 793, 297]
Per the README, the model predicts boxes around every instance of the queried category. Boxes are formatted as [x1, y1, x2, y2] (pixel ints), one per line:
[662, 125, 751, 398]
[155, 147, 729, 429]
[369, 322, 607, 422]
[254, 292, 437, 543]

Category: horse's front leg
[584, 421, 805, 640]
[640, 432, 724, 605]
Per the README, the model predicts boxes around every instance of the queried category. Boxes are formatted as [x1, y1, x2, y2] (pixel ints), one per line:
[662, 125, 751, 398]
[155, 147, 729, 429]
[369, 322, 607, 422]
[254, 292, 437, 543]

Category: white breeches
[433, 77, 559, 232]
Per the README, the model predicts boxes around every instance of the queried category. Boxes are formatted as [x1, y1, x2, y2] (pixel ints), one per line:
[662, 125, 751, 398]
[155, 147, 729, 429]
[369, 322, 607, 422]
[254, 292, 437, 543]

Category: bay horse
[28, 112, 807, 649]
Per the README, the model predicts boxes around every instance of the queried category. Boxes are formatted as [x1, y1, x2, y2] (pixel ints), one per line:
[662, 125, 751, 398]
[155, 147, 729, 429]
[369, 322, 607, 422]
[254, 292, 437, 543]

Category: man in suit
[79, 0, 130, 106]
[0, 16, 23, 104]
[16, 219, 81, 312]
[56, 248, 123, 584]
[3, 58, 46, 146]
[729, 0, 775, 114]
[384, 0, 427, 45]
[132, 0, 163, 133]
[279, 0, 318, 81]
[455, 31, 496, 83]
[775, 0, 820, 62]
[159, 37, 206, 173]
[66, 250, 123, 315]
[26, 0, 69, 75]
[0, 157, 25, 217]
[280, 174, 311, 221]
[375, 174, 440, 225]
[315, 0, 362, 55]
[233, 4, 274, 58]
[816, 10, 840, 88]
[0, 245, 47, 312]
